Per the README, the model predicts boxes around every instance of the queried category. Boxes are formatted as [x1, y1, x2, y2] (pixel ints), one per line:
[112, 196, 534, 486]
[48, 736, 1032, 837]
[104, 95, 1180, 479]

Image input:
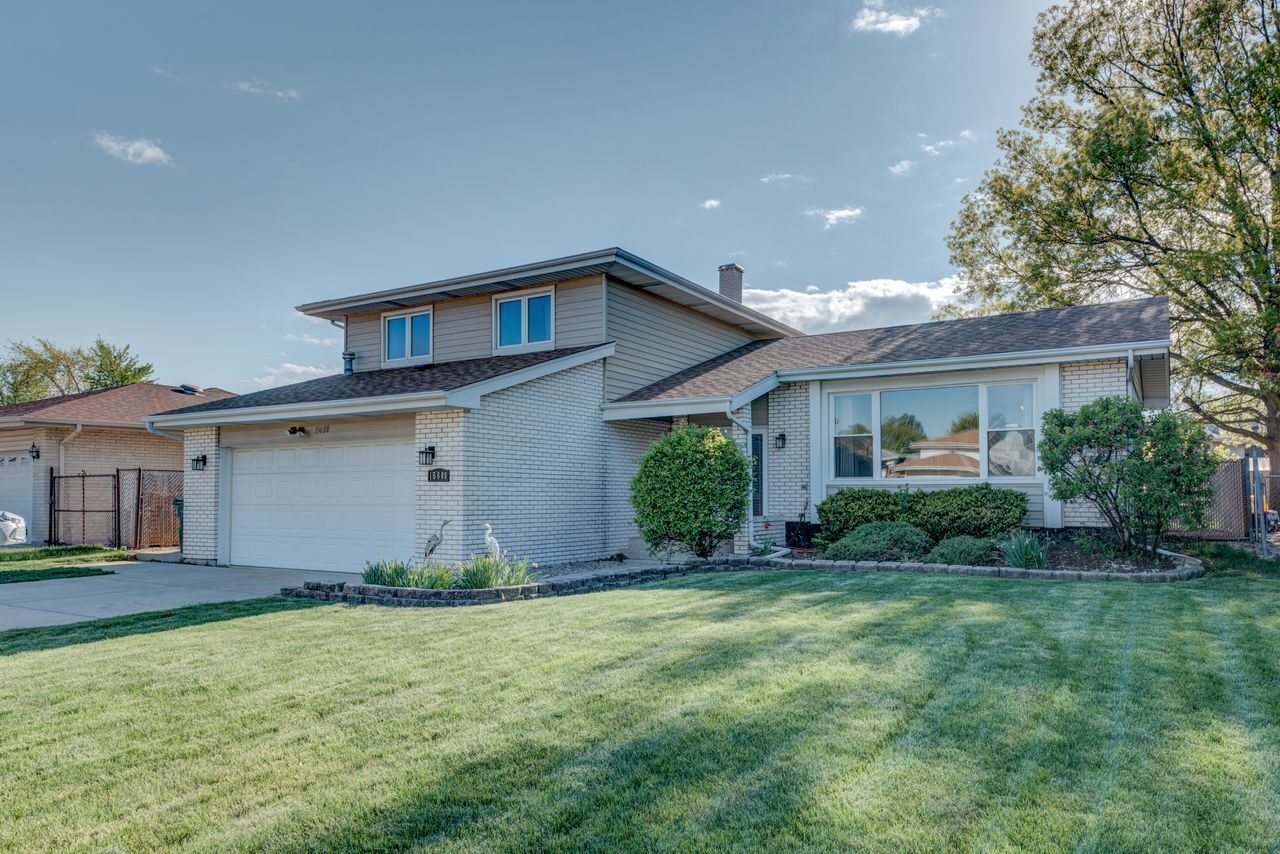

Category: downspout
[1127, 348, 1138, 402]
[725, 403, 758, 552]
[58, 423, 83, 474]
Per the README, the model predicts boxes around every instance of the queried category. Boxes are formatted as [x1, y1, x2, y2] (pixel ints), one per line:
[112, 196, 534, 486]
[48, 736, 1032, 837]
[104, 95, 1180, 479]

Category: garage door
[229, 441, 416, 572]
[0, 453, 34, 535]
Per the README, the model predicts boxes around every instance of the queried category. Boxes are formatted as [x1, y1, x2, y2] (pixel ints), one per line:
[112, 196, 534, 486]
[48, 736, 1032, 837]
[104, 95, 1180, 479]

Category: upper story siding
[603, 278, 758, 400]
[344, 275, 606, 372]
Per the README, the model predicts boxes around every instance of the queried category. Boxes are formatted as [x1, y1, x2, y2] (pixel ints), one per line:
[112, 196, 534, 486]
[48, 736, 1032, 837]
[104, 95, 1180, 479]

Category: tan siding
[823, 481, 1046, 528]
[344, 275, 605, 371]
[604, 279, 756, 400]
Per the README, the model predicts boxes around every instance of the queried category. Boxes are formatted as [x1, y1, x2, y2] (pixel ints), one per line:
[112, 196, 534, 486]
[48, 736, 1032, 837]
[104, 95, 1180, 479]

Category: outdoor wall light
[28, 442, 39, 460]
[774, 433, 787, 450]
[190, 454, 208, 471]
[288, 426, 307, 438]
[419, 446, 436, 466]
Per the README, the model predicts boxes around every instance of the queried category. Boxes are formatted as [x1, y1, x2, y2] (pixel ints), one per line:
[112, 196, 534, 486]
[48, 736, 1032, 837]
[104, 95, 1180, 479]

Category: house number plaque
[427, 468, 451, 483]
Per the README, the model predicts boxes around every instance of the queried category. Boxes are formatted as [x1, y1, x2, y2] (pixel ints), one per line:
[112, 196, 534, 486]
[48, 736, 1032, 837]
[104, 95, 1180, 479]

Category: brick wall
[760, 382, 811, 544]
[181, 427, 220, 563]
[1060, 358, 1130, 527]
[604, 418, 669, 554]
[415, 409, 465, 560]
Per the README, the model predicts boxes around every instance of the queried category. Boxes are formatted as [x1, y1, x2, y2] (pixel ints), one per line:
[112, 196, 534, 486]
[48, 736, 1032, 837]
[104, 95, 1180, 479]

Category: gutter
[147, 420, 184, 441]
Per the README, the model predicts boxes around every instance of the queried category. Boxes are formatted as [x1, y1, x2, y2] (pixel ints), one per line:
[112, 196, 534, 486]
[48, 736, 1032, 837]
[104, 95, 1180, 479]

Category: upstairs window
[383, 308, 432, 365]
[493, 288, 554, 353]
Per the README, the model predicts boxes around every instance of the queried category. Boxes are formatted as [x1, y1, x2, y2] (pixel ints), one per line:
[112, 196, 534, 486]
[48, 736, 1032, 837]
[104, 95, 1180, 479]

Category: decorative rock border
[281, 547, 1205, 608]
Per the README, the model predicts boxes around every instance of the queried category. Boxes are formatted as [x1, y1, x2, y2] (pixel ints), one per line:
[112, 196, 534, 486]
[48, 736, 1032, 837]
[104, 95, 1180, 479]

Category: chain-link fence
[50, 468, 184, 549]
[1169, 459, 1251, 541]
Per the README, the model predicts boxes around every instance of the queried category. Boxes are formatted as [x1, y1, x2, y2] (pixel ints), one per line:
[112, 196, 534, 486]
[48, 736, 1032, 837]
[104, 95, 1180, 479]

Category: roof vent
[718, 263, 744, 302]
[173, 384, 205, 396]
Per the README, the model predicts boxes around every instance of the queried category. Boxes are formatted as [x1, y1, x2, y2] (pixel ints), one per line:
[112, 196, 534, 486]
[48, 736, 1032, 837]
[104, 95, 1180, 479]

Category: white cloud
[920, 138, 955, 156]
[744, 276, 962, 334]
[250, 363, 337, 388]
[92, 132, 173, 166]
[284, 333, 340, 347]
[850, 1, 940, 36]
[887, 159, 914, 175]
[699, 198, 721, 210]
[806, 206, 864, 229]
[151, 66, 183, 83]
[959, 128, 976, 140]
[760, 172, 812, 186]
[233, 80, 301, 100]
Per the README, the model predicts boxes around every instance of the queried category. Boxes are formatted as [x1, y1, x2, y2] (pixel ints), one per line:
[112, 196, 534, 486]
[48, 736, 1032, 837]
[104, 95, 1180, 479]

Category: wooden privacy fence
[49, 468, 183, 549]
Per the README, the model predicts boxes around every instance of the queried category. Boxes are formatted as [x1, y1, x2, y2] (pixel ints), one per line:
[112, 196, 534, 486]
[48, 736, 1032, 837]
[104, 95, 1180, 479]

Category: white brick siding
[181, 427, 220, 563]
[1059, 358, 1130, 527]
[755, 382, 811, 546]
[414, 408, 465, 559]
[605, 419, 669, 554]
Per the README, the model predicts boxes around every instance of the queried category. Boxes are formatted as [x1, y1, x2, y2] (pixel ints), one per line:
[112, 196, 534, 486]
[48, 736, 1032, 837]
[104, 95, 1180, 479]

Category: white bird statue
[483, 522, 501, 560]
[423, 520, 450, 560]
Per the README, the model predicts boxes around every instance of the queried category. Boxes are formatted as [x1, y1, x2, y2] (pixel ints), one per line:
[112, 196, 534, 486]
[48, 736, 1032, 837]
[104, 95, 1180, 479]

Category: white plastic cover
[0, 511, 27, 546]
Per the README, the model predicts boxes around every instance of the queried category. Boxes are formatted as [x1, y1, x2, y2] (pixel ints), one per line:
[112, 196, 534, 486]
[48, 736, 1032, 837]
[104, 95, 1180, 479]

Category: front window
[384, 309, 432, 363]
[833, 393, 873, 478]
[987, 383, 1036, 476]
[494, 289, 554, 352]
[881, 386, 979, 478]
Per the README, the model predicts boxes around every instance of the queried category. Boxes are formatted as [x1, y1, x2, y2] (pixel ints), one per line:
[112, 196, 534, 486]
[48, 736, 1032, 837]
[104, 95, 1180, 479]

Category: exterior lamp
[28, 442, 39, 460]
[774, 433, 787, 450]
[190, 454, 208, 471]
[288, 426, 307, 438]
[419, 446, 436, 466]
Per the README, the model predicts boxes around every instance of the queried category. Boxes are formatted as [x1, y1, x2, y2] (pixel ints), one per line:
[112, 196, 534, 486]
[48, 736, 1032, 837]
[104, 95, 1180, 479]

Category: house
[0, 383, 234, 547]
[146, 248, 1170, 572]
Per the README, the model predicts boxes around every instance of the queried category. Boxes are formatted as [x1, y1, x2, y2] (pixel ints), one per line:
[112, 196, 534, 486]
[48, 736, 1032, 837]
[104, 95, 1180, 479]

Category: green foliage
[815, 489, 906, 548]
[454, 555, 537, 589]
[822, 521, 932, 563]
[82, 339, 155, 390]
[1177, 541, 1279, 578]
[1071, 530, 1121, 560]
[924, 536, 995, 566]
[945, 0, 1280, 457]
[998, 531, 1048, 569]
[1040, 396, 1217, 556]
[0, 544, 125, 563]
[880, 413, 927, 455]
[0, 337, 155, 403]
[949, 411, 980, 433]
[362, 555, 537, 589]
[630, 425, 752, 558]
[750, 536, 777, 557]
[903, 484, 1028, 541]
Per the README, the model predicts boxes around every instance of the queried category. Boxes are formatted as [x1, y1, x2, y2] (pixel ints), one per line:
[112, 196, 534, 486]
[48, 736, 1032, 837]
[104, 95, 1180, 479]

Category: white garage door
[229, 441, 416, 572]
[0, 453, 34, 535]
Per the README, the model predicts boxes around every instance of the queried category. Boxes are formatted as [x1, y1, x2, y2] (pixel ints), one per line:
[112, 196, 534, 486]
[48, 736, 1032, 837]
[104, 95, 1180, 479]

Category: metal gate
[1169, 459, 1250, 541]
[49, 468, 183, 549]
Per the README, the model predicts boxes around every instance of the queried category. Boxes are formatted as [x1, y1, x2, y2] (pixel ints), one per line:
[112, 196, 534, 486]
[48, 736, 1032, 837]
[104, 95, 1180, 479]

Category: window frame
[825, 372, 1041, 486]
[492, 286, 556, 355]
[381, 306, 434, 368]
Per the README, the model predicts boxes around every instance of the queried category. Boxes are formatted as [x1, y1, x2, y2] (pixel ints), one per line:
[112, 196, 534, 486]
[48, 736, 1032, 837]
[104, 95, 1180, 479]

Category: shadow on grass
[0, 596, 328, 656]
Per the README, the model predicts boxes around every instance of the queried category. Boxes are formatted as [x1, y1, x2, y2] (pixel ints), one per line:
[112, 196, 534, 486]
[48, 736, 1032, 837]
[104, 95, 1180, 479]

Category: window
[832, 393, 873, 478]
[750, 433, 766, 517]
[493, 289, 554, 353]
[987, 383, 1036, 476]
[881, 385, 979, 478]
[383, 308, 432, 364]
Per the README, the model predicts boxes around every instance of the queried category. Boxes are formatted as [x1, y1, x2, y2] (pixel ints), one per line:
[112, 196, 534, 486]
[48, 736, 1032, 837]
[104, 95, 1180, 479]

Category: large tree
[0, 338, 155, 404]
[948, 0, 1280, 473]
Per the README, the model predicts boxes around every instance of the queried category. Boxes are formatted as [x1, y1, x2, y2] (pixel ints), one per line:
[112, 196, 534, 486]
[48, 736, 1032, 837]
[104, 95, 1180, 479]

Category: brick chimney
[718, 263, 744, 302]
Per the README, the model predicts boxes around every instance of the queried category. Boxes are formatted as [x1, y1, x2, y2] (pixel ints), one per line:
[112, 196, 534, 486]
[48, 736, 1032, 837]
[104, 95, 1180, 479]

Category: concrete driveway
[0, 562, 360, 631]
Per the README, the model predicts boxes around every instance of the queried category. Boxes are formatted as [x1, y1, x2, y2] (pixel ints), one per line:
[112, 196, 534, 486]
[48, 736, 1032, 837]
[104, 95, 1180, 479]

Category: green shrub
[814, 489, 906, 548]
[903, 484, 1028, 541]
[361, 559, 455, 589]
[998, 531, 1048, 569]
[454, 555, 537, 589]
[924, 535, 995, 566]
[414, 564, 457, 590]
[822, 521, 932, 562]
[630, 425, 752, 558]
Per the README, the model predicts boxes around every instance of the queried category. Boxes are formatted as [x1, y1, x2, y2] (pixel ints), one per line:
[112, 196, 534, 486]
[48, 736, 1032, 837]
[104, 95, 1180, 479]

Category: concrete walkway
[0, 562, 360, 631]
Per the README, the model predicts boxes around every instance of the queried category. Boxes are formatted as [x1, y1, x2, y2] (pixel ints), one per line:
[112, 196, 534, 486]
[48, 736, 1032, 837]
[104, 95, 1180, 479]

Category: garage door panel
[229, 440, 415, 572]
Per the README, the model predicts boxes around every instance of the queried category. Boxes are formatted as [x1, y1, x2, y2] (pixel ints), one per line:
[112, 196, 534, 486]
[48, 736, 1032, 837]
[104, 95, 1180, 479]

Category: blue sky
[1, 0, 1053, 392]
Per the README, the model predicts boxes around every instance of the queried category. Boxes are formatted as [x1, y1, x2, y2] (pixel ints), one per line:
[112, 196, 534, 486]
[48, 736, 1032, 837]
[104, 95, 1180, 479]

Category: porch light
[28, 442, 39, 460]
[288, 426, 307, 438]
[419, 446, 436, 466]
[774, 433, 787, 450]
[190, 454, 208, 471]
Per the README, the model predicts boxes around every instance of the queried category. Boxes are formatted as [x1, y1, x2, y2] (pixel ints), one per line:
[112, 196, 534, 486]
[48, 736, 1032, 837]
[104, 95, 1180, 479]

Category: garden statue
[483, 522, 501, 560]
[423, 520, 450, 560]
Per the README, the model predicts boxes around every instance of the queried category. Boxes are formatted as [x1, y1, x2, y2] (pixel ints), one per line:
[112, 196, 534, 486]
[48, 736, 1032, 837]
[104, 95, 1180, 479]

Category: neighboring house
[0, 383, 234, 546]
[147, 248, 1170, 572]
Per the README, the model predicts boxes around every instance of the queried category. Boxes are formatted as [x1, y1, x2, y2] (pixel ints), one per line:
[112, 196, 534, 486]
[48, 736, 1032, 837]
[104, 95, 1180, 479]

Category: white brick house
[147, 249, 1171, 572]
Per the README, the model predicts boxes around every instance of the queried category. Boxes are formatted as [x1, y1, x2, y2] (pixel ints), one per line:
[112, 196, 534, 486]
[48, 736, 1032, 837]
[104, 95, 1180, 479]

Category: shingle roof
[616, 297, 1169, 402]
[0, 383, 236, 426]
[157, 345, 605, 416]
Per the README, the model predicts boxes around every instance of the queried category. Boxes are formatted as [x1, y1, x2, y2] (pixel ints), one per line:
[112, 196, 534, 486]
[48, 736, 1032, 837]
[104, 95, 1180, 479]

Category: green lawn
[0, 545, 128, 583]
[3, 568, 1280, 850]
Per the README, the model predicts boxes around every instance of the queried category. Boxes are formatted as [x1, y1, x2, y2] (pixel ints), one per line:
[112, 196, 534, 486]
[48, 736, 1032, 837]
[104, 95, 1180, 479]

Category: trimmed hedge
[924, 536, 995, 566]
[822, 521, 932, 562]
[817, 484, 1028, 545]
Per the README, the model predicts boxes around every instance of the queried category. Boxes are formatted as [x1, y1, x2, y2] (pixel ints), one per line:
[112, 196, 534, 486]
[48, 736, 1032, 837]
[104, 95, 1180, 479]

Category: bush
[1040, 396, 1217, 556]
[924, 535, 995, 566]
[361, 556, 535, 589]
[454, 555, 537, 589]
[903, 484, 1028, 541]
[814, 489, 906, 548]
[997, 531, 1048, 569]
[822, 521, 932, 562]
[816, 484, 1027, 546]
[631, 425, 752, 558]
[361, 559, 454, 589]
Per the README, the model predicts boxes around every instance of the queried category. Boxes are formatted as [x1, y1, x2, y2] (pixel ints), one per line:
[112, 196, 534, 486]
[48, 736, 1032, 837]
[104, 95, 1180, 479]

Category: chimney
[718, 263, 744, 302]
